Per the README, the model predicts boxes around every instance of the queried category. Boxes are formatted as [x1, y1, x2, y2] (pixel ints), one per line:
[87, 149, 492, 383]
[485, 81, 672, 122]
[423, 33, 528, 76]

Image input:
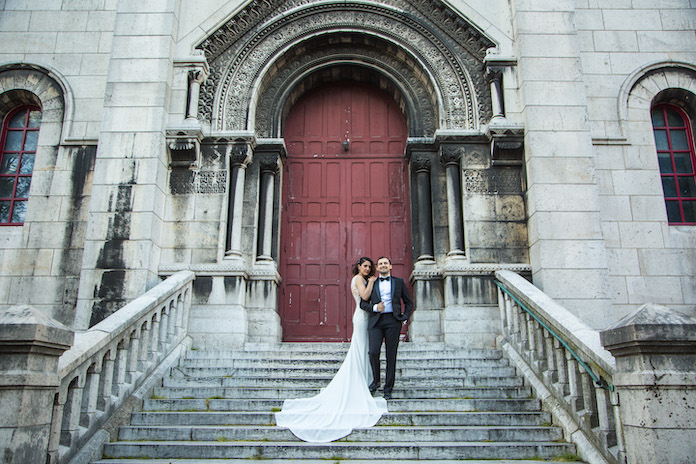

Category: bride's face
[358, 261, 372, 277]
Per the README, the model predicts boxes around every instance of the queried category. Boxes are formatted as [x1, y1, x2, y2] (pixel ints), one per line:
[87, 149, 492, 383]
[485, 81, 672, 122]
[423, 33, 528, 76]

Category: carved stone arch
[251, 33, 439, 137]
[619, 62, 696, 135]
[196, 0, 495, 135]
[0, 63, 66, 134]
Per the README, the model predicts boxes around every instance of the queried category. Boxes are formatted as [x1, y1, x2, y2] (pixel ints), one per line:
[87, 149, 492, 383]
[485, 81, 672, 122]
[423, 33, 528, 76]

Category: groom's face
[376, 258, 392, 276]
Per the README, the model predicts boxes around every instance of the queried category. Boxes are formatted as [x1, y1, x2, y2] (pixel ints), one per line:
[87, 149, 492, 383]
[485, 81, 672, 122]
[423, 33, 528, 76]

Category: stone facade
[0, 0, 694, 348]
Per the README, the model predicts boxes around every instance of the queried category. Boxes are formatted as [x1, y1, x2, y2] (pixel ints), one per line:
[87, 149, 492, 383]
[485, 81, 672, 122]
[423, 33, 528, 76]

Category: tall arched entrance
[279, 82, 412, 341]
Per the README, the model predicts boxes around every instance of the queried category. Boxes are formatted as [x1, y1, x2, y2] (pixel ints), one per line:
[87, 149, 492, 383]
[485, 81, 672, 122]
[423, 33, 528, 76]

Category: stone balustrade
[49, 270, 194, 464]
[495, 270, 623, 464]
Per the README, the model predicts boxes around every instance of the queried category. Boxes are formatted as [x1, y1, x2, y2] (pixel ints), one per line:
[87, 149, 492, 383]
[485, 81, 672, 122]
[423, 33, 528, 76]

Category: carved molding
[196, 1, 494, 135]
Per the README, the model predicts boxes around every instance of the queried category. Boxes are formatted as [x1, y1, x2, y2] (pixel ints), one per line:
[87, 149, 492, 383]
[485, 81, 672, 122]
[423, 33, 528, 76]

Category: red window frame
[0, 106, 41, 225]
[651, 103, 696, 225]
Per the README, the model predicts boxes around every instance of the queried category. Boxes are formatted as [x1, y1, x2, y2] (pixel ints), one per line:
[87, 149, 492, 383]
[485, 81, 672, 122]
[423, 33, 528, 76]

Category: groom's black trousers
[368, 312, 402, 395]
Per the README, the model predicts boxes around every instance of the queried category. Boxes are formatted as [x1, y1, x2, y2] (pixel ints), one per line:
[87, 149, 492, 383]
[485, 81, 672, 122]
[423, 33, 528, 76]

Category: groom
[360, 256, 413, 399]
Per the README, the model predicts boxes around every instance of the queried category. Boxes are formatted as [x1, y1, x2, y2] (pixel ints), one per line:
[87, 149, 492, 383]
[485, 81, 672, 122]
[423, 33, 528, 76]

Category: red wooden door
[280, 82, 411, 341]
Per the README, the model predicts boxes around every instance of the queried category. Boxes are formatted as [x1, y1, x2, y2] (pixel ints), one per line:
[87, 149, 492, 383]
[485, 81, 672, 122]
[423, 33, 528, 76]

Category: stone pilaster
[0, 305, 73, 464]
[511, 0, 612, 327]
[600, 304, 696, 464]
[74, 2, 179, 329]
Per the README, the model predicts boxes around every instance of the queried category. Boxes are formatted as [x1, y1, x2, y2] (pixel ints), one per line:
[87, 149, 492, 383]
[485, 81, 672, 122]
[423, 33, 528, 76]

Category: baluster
[112, 339, 129, 397]
[595, 386, 617, 450]
[138, 320, 152, 373]
[126, 329, 141, 384]
[98, 350, 115, 412]
[497, 288, 508, 337]
[167, 301, 177, 339]
[580, 370, 599, 429]
[504, 294, 514, 340]
[518, 308, 529, 359]
[176, 295, 185, 336]
[150, 312, 161, 362]
[507, 297, 521, 344]
[612, 390, 627, 463]
[543, 331, 557, 384]
[566, 352, 583, 415]
[526, 313, 537, 366]
[47, 392, 63, 464]
[80, 363, 101, 428]
[60, 376, 84, 447]
[554, 339, 569, 396]
[533, 320, 546, 371]
[159, 307, 170, 349]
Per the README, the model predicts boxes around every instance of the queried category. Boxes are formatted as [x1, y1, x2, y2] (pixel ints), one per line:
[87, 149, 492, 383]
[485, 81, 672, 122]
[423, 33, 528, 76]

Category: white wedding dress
[274, 275, 388, 442]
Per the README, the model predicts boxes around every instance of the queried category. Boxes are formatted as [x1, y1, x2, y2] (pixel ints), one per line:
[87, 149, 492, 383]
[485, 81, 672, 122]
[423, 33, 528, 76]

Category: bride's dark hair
[352, 256, 375, 276]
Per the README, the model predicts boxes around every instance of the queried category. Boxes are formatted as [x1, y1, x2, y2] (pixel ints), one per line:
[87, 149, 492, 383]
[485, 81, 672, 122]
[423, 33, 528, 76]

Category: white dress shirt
[374, 275, 393, 313]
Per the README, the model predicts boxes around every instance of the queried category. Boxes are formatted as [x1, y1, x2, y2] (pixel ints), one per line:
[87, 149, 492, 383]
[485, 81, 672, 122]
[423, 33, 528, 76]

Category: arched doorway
[279, 82, 412, 341]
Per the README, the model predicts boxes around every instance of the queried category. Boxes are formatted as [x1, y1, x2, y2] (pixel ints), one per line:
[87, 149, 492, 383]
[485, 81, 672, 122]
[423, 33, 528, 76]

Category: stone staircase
[94, 343, 582, 463]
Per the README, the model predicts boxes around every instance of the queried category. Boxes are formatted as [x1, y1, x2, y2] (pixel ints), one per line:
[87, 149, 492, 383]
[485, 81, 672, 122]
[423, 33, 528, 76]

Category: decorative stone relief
[463, 169, 485, 193]
[170, 170, 228, 195]
[196, 1, 494, 135]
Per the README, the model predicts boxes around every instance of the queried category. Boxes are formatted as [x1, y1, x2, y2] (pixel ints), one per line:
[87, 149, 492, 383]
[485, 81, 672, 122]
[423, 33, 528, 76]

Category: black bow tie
[380, 277, 390, 281]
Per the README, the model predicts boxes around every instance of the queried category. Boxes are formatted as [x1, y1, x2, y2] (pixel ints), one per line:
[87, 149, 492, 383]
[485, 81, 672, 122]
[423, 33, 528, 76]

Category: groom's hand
[376, 302, 385, 312]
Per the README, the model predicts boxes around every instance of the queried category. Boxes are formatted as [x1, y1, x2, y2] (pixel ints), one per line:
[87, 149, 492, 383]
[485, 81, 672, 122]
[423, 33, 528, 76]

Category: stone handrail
[494, 270, 624, 464]
[49, 270, 194, 464]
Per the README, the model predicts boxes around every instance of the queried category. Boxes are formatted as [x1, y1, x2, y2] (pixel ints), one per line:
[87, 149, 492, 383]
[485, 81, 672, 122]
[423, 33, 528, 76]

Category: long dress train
[274, 275, 388, 442]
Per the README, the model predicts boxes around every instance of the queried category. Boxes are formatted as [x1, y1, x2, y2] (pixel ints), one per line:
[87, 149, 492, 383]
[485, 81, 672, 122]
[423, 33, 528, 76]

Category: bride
[274, 257, 389, 442]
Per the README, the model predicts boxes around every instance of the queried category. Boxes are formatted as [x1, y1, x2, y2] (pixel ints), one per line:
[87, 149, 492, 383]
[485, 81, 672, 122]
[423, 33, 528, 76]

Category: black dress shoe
[383, 393, 392, 400]
[369, 387, 377, 395]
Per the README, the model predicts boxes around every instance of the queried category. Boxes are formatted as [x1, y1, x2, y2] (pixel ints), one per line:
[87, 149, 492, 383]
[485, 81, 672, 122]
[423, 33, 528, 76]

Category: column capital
[411, 156, 432, 173]
[229, 144, 252, 168]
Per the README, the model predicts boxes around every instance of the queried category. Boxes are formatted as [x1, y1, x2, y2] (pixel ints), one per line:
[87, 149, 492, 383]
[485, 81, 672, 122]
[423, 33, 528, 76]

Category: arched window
[0, 106, 42, 225]
[651, 103, 696, 225]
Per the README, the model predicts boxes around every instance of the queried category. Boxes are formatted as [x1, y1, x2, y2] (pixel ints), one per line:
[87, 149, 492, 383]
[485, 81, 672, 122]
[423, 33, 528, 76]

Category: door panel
[280, 82, 411, 341]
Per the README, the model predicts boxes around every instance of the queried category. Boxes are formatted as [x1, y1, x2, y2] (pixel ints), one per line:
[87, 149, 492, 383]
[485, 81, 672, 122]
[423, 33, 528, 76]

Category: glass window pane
[670, 130, 689, 150]
[662, 177, 678, 197]
[683, 201, 696, 223]
[651, 109, 665, 127]
[665, 200, 681, 222]
[679, 177, 696, 197]
[0, 178, 15, 197]
[658, 153, 673, 173]
[19, 154, 34, 175]
[0, 201, 9, 222]
[653, 130, 669, 150]
[15, 177, 31, 198]
[7, 111, 26, 128]
[674, 153, 694, 174]
[666, 107, 684, 127]
[11, 200, 26, 223]
[4, 131, 22, 151]
[23, 130, 38, 151]
[27, 110, 42, 128]
[1, 153, 19, 174]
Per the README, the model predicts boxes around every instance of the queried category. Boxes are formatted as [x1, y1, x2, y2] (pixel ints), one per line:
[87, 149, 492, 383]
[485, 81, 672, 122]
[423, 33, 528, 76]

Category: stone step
[130, 411, 554, 427]
[152, 385, 533, 400]
[142, 397, 542, 413]
[179, 357, 510, 369]
[102, 440, 576, 460]
[172, 365, 517, 378]
[96, 459, 579, 464]
[118, 424, 564, 442]
[163, 374, 525, 389]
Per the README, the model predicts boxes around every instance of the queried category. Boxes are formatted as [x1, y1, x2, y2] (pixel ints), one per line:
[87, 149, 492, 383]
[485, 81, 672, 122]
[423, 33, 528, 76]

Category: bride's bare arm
[355, 275, 377, 301]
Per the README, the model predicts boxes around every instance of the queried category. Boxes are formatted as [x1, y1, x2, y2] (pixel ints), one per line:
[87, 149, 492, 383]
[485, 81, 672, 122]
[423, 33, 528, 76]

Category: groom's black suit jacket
[360, 276, 413, 328]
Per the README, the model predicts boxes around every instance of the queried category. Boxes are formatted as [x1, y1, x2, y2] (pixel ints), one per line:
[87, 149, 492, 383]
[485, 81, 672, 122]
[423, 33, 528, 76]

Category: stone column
[256, 156, 279, 262]
[413, 157, 435, 262]
[600, 304, 696, 464]
[225, 144, 252, 258]
[0, 305, 74, 464]
[440, 145, 466, 258]
[185, 66, 209, 122]
[487, 66, 505, 121]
